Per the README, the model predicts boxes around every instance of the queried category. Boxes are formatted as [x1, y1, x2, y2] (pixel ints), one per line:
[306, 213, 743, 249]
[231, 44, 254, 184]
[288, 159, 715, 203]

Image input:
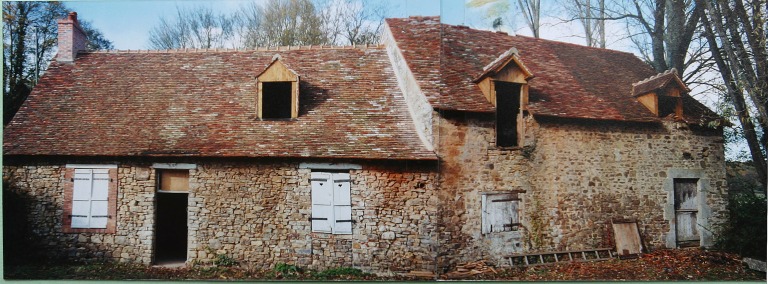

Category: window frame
[62, 164, 118, 234]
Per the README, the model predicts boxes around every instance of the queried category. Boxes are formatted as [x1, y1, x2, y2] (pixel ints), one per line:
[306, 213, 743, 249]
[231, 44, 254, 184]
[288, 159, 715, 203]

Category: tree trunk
[700, 0, 768, 187]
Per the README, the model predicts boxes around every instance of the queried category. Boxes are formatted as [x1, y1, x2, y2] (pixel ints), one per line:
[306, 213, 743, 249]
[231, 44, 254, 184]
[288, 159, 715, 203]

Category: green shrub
[313, 267, 366, 278]
[213, 254, 238, 267]
[714, 191, 767, 260]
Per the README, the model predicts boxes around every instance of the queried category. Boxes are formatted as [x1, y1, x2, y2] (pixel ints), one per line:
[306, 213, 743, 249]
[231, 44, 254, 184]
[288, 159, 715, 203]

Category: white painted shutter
[311, 172, 333, 233]
[482, 193, 519, 234]
[90, 169, 110, 228]
[332, 173, 352, 234]
[71, 169, 93, 228]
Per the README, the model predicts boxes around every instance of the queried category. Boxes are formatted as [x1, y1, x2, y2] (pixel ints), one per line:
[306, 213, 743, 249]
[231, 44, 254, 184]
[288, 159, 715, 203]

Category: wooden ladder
[504, 248, 616, 267]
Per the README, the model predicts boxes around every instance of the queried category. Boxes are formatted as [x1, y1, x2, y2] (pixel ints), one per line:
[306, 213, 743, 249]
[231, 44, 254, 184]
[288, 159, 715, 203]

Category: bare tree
[698, 0, 767, 186]
[517, 0, 541, 38]
[320, 0, 387, 45]
[240, 0, 328, 47]
[148, 5, 235, 49]
[566, 0, 606, 47]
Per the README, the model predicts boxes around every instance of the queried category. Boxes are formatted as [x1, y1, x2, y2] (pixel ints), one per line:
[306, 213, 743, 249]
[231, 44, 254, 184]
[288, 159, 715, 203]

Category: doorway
[674, 178, 700, 247]
[154, 169, 189, 265]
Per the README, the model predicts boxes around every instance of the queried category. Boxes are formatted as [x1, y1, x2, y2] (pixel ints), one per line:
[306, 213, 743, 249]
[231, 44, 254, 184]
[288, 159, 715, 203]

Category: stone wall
[527, 119, 728, 251]
[433, 112, 728, 270]
[3, 160, 438, 274]
[3, 164, 156, 263]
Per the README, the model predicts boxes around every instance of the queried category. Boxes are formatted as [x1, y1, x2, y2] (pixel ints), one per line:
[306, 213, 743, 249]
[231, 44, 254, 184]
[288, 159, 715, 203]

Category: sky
[65, 0, 627, 51]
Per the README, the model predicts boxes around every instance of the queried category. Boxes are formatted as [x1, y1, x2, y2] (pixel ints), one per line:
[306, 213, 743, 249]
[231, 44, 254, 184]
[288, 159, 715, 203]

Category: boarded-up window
[311, 172, 352, 234]
[496, 81, 521, 147]
[482, 192, 519, 234]
[158, 170, 189, 192]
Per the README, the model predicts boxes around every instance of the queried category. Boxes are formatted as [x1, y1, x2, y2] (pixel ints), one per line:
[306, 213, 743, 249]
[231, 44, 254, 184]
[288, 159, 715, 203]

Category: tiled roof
[4, 47, 437, 160]
[631, 68, 690, 97]
[387, 16, 719, 124]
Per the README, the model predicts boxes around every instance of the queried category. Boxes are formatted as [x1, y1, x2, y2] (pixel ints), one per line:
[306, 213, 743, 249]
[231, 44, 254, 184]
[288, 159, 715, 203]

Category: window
[257, 58, 299, 119]
[496, 81, 521, 147]
[481, 192, 519, 234]
[63, 165, 117, 233]
[310, 172, 352, 234]
[261, 82, 293, 119]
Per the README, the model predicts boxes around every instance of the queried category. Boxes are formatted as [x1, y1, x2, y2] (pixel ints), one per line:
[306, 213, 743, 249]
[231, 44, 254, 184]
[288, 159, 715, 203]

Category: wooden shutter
[311, 172, 333, 233]
[332, 173, 352, 234]
[90, 169, 110, 228]
[482, 193, 519, 234]
[71, 169, 93, 228]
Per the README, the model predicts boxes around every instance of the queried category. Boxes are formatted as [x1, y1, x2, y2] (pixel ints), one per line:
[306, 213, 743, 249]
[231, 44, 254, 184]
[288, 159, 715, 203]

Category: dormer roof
[631, 68, 690, 97]
[472, 48, 534, 83]
[256, 55, 299, 80]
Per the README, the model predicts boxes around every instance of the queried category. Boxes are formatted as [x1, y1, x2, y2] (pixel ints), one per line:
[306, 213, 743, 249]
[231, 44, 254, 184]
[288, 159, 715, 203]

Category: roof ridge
[81, 44, 385, 54]
[632, 68, 677, 87]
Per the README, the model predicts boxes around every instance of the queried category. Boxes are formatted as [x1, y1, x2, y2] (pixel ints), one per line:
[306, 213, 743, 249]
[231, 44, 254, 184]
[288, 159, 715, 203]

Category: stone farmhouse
[3, 13, 728, 274]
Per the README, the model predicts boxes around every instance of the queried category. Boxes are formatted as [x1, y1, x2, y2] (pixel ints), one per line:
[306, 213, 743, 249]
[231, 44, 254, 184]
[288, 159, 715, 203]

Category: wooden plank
[637, 92, 659, 116]
[159, 170, 189, 191]
[612, 221, 643, 256]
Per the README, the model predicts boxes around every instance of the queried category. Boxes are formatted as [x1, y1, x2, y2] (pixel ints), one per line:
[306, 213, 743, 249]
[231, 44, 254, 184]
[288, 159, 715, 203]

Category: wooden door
[674, 179, 699, 246]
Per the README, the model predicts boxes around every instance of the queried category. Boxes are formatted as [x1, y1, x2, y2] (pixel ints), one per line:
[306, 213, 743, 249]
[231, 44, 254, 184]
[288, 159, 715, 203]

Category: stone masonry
[3, 160, 438, 274]
[434, 112, 728, 271]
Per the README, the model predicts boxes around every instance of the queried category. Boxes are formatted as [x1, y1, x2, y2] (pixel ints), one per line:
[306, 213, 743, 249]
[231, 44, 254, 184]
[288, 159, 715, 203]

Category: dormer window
[474, 48, 534, 148]
[632, 68, 688, 119]
[257, 55, 299, 119]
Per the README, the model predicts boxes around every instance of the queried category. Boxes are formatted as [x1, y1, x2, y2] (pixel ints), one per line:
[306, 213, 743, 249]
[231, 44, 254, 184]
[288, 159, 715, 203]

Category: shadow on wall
[3, 179, 117, 269]
[3, 180, 52, 266]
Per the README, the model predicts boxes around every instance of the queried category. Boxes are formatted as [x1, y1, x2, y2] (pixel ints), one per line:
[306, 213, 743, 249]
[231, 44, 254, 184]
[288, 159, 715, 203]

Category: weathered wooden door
[674, 179, 699, 246]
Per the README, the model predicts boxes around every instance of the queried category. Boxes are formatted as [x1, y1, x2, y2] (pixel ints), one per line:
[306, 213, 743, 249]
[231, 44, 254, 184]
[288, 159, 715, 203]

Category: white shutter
[482, 193, 518, 234]
[311, 172, 333, 233]
[72, 169, 92, 200]
[332, 173, 352, 234]
[90, 169, 110, 228]
[72, 169, 93, 228]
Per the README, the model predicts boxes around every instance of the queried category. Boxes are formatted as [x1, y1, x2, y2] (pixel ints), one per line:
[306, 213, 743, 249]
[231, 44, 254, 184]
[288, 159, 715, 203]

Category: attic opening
[496, 81, 521, 147]
[262, 82, 293, 119]
[257, 56, 300, 119]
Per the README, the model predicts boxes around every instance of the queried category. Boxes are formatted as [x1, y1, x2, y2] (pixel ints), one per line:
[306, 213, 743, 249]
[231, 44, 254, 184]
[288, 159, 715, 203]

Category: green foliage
[213, 254, 238, 267]
[714, 191, 767, 261]
[312, 267, 367, 279]
[525, 198, 547, 249]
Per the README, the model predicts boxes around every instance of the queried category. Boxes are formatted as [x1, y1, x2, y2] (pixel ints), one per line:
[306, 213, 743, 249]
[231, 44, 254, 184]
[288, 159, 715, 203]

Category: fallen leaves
[4, 248, 765, 281]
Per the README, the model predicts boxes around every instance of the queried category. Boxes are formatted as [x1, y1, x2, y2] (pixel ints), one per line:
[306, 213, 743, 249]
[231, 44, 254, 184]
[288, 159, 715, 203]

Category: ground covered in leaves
[4, 248, 765, 281]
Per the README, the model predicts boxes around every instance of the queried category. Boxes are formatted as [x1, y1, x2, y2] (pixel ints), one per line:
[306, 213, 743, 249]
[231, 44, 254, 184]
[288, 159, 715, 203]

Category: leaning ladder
[504, 248, 616, 267]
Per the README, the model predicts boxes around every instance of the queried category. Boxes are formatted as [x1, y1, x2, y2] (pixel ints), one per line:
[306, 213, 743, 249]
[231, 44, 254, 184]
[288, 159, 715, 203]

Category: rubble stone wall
[434, 112, 728, 270]
[3, 160, 438, 273]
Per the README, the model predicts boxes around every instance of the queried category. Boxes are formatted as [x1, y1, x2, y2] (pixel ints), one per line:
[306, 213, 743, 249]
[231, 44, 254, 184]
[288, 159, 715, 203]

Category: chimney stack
[57, 12, 87, 62]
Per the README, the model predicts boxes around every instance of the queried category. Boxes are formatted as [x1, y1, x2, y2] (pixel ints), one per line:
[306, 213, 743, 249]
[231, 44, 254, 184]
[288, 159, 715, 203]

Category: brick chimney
[57, 12, 87, 62]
